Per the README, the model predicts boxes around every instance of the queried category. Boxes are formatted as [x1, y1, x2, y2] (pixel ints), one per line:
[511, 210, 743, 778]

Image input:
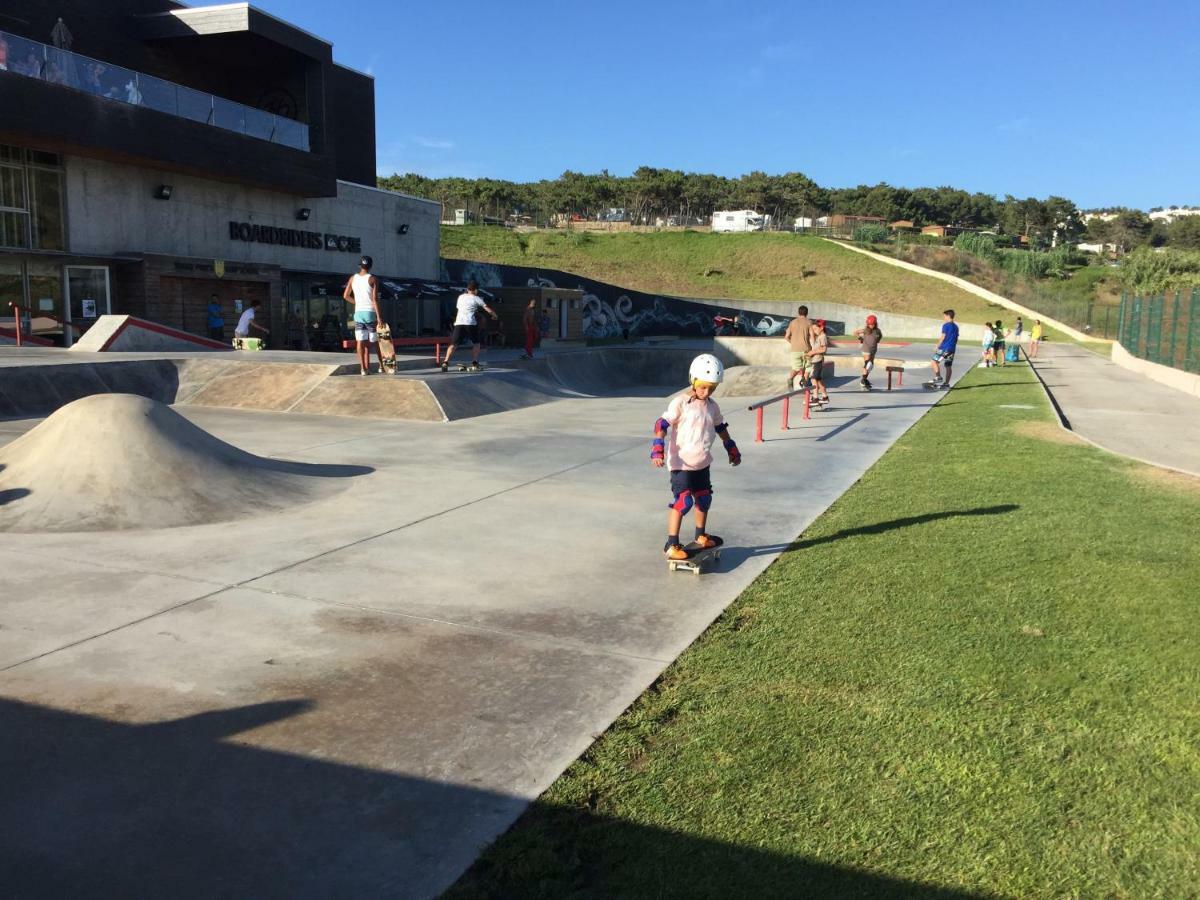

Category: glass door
[27, 259, 63, 345]
[0, 258, 25, 334]
[64, 266, 110, 347]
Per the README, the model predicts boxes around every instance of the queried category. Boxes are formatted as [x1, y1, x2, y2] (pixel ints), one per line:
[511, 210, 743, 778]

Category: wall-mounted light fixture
[154, 184, 173, 200]
[296, 208, 311, 221]
[397, 223, 409, 235]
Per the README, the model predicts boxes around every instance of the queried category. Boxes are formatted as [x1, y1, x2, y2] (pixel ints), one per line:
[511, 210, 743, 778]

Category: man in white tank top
[342, 254, 383, 375]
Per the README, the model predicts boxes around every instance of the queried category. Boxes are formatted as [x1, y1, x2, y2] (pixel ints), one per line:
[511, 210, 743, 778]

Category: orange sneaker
[694, 534, 722, 549]
[665, 544, 690, 560]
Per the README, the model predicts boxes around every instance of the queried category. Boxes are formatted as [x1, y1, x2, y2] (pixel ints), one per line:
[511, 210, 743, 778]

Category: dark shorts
[670, 467, 712, 496]
[808, 358, 825, 381]
[451, 323, 479, 345]
[993, 341, 1006, 351]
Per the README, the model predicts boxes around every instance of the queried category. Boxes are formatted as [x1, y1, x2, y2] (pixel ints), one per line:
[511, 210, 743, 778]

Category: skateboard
[859, 379, 873, 391]
[923, 380, 947, 390]
[668, 536, 724, 576]
[439, 362, 485, 373]
[377, 324, 397, 374]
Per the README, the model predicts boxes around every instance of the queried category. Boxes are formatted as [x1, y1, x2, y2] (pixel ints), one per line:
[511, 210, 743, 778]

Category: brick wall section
[115, 255, 284, 346]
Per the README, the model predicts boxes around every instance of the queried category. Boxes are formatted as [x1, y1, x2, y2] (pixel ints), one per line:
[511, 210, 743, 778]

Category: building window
[0, 144, 65, 251]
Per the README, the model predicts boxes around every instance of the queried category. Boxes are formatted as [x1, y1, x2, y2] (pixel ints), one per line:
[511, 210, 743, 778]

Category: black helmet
[359, 255, 373, 270]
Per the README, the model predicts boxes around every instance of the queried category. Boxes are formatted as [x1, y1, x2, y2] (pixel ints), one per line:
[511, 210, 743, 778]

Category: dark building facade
[0, 1, 438, 346]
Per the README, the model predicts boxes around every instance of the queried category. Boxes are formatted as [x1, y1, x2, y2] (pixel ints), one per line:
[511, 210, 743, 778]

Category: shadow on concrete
[0, 696, 523, 898]
[0, 463, 30, 507]
[790, 505, 1020, 551]
[0, 695, 985, 899]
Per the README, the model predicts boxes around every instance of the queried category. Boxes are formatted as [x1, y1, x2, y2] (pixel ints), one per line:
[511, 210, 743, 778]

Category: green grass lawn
[440, 228, 1002, 325]
[449, 363, 1200, 899]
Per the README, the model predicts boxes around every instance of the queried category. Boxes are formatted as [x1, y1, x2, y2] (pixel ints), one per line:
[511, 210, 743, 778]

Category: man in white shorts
[441, 279, 498, 372]
[342, 254, 384, 375]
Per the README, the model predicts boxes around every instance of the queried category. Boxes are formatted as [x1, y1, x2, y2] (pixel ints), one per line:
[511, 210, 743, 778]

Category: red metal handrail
[747, 385, 810, 442]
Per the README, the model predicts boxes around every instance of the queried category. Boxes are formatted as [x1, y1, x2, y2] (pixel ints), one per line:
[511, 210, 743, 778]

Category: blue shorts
[670, 467, 712, 496]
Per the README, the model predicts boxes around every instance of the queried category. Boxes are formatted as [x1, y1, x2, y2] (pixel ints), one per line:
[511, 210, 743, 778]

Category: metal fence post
[1169, 290, 1182, 369]
[1148, 295, 1163, 363]
[1118, 292, 1127, 347]
[1186, 288, 1199, 374]
[1129, 294, 1143, 358]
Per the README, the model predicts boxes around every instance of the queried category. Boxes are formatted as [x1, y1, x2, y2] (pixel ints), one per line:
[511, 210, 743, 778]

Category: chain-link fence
[1019, 285, 1121, 340]
[1118, 289, 1200, 373]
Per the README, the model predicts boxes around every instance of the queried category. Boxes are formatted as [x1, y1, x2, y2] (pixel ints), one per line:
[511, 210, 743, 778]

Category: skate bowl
[0, 348, 708, 423]
[0, 394, 370, 533]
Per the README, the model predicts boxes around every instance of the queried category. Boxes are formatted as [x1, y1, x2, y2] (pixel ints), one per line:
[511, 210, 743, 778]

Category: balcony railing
[0, 29, 310, 151]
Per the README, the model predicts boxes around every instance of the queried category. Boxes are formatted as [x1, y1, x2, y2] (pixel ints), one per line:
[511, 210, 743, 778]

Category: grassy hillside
[441, 228, 1000, 324]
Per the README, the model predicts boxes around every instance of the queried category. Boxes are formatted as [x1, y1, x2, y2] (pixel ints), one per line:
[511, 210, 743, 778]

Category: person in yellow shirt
[1028, 319, 1044, 359]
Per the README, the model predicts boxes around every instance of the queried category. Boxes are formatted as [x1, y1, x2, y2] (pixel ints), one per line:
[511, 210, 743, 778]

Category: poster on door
[82, 297, 98, 318]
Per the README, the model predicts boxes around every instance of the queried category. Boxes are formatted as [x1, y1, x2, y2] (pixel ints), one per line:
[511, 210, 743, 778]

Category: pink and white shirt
[661, 393, 723, 471]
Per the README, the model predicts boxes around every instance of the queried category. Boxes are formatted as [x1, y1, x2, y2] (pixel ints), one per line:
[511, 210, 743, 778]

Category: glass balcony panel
[176, 85, 213, 124]
[1, 30, 309, 151]
[244, 106, 275, 142]
[211, 97, 245, 134]
[273, 116, 310, 151]
[137, 72, 177, 116]
[4, 33, 45, 78]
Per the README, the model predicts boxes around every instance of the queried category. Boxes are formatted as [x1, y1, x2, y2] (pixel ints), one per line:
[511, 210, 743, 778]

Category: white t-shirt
[454, 292, 487, 326]
[660, 393, 723, 471]
[235, 308, 256, 336]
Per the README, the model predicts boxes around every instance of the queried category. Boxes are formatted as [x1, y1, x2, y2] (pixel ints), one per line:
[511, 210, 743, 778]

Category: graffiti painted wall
[439, 258, 812, 339]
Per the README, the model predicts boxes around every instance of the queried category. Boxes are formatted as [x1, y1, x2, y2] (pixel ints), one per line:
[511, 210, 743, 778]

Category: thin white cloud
[413, 137, 456, 150]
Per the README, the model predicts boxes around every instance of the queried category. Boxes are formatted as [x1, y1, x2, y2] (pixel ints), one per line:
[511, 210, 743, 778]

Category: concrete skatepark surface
[1027, 343, 1200, 477]
[0, 342, 960, 897]
[0, 395, 368, 532]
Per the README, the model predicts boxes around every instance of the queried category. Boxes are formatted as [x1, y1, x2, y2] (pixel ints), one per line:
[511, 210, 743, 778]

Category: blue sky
[265, 0, 1199, 210]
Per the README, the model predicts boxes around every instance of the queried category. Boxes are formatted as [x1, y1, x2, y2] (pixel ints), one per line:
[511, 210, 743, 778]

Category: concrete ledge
[72, 315, 232, 353]
[1111, 341, 1200, 398]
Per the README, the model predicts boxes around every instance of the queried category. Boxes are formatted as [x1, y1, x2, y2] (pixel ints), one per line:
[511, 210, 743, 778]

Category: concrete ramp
[72, 315, 231, 353]
[0, 394, 368, 532]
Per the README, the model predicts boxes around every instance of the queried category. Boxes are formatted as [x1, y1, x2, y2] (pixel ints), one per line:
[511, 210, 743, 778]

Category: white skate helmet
[689, 353, 725, 385]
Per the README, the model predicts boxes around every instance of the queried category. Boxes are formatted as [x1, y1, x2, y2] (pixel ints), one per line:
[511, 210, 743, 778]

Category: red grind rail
[747, 385, 810, 442]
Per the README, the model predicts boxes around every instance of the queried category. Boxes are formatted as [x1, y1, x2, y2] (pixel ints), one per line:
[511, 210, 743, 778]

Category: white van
[712, 210, 768, 233]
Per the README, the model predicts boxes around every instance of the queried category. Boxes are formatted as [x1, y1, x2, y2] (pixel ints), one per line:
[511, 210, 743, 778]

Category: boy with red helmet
[853, 314, 883, 390]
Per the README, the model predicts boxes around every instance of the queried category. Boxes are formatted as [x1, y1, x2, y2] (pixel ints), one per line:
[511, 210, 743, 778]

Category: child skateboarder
[853, 314, 882, 389]
[651, 354, 741, 561]
[808, 319, 831, 407]
[928, 309, 959, 390]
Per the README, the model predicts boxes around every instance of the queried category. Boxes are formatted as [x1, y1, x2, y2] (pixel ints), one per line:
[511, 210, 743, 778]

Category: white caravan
[712, 210, 769, 233]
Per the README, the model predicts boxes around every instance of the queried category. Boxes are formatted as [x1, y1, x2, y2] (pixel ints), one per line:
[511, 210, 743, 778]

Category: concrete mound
[0, 394, 368, 533]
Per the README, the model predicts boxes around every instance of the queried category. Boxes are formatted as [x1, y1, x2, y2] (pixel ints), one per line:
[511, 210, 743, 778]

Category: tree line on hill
[378, 167, 1088, 246]
[1083, 210, 1200, 253]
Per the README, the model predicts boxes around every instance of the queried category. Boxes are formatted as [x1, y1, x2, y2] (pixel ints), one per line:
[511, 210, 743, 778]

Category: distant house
[829, 214, 886, 228]
[889, 219, 916, 231]
[921, 224, 974, 238]
[1149, 207, 1200, 224]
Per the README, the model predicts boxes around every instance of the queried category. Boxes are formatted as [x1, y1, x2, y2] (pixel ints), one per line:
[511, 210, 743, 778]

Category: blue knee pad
[694, 489, 713, 512]
[669, 490, 694, 514]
